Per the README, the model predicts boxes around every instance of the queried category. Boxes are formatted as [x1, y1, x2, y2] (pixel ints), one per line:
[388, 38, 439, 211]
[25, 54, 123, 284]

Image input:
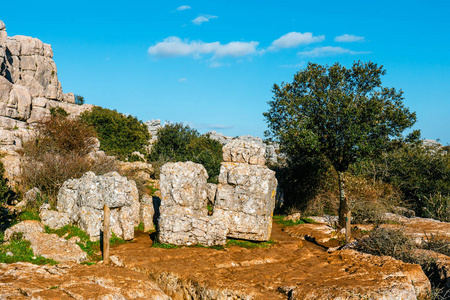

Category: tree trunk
[337, 171, 351, 242]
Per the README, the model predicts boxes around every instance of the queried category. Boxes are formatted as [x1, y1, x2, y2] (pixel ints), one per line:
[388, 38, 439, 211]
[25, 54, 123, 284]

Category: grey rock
[56, 171, 139, 241]
[159, 162, 227, 246]
[222, 139, 266, 165]
[140, 195, 155, 232]
[4, 220, 45, 241]
[39, 209, 71, 230]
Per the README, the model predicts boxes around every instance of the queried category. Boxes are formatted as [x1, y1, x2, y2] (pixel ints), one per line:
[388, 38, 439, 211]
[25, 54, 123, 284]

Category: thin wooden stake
[103, 204, 110, 264]
[345, 211, 351, 243]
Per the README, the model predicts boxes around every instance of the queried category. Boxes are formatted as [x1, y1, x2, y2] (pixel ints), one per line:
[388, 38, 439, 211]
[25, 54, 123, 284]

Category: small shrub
[358, 227, 416, 262]
[421, 233, 450, 257]
[81, 107, 150, 160]
[422, 193, 450, 222]
[20, 114, 117, 204]
[75, 94, 85, 105]
[49, 107, 69, 117]
[0, 160, 14, 205]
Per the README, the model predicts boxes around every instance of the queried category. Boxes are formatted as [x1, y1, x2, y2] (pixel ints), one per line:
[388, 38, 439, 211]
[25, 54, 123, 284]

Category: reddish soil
[110, 222, 429, 299]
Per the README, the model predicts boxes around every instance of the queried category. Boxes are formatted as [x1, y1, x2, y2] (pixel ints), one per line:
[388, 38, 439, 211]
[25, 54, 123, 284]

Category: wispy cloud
[298, 46, 370, 57]
[148, 36, 259, 59]
[267, 32, 325, 51]
[280, 62, 306, 69]
[176, 5, 191, 11]
[192, 15, 217, 25]
[178, 78, 187, 82]
[334, 34, 365, 43]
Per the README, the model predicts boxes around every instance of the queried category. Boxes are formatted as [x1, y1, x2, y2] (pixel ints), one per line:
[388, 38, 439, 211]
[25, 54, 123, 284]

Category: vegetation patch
[0, 233, 58, 265]
[273, 215, 305, 226]
[148, 123, 223, 183]
[45, 225, 125, 261]
[81, 107, 150, 160]
[226, 239, 275, 249]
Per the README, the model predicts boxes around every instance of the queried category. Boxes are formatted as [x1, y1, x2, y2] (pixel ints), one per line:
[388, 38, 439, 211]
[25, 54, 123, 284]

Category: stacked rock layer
[158, 140, 277, 246]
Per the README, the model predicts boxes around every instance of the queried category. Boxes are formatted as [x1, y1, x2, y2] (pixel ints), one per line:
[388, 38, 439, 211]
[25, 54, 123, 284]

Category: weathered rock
[0, 262, 171, 299]
[159, 214, 228, 246]
[56, 171, 139, 241]
[216, 162, 277, 241]
[222, 139, 266, 165]
[4, 220, 45, 241]
[0, 150, 21, 186]
[140, 194, 155, 232]
[4, 221, 86, 263]
[118, 160, 153, 181]
[39, 207, 70, 230]
[160, 161, 208, 213]
[206, 183, 217, 205]
[159, 162, 227, 246]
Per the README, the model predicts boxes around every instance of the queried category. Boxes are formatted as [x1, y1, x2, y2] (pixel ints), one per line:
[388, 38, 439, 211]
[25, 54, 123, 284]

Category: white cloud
[297, 46, 370, 57]
[176, 5, 191, 11]
[192, 15, 217, 25]
[268, 32, 325, 51]
[334, 34, 365, 43]
[178, 78, 187, 82]
[148, 36, 259, 59]
[280, 62, 306, 69]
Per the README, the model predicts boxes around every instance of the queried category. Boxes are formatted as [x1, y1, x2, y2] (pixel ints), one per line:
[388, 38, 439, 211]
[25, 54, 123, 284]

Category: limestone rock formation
[0, 262, 171, 299]
[207, 130, 282, 165]
[140, 194, 155, 232]
[158, 140, 278, 245]
[39, 204, 71, 230]
[159, 162, 228, 246]
[0, 20, 93, 155]
[56, 171, 140, 241]
[222, 139, 266, 165]
[4, 221, 87, 263]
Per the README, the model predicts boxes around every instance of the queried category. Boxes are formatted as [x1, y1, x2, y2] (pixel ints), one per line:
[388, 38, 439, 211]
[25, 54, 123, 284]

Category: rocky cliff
[0, 20, 92, 151]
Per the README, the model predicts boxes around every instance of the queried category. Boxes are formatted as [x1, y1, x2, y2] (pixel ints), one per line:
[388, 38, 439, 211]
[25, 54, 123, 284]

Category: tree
[264, 61, 417, 239]
[75, 95, 85, 105]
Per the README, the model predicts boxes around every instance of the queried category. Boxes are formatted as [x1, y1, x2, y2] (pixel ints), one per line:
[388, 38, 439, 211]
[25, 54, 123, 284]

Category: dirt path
[110, 222, 429, 299]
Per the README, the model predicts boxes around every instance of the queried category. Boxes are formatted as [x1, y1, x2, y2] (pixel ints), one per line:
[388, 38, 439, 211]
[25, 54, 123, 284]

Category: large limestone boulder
[159, 162, 228, 246]
[217, 140, 277, 241]
[160, 161, 209, 214]
[56, 171, 139, 241]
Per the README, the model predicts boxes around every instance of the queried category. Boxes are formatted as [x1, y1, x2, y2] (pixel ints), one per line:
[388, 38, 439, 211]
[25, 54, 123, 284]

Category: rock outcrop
[207, 130, 281, 165]
[0, 20, 93, 186]
[4, 220, 87, 263]
[56, 171, 140, 241]
[158, 140, 277, 246]
[0, 262, 171, 299]
[158, 162, 228, 246]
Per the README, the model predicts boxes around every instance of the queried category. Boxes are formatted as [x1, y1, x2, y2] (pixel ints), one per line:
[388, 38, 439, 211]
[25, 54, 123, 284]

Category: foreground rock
[57, 171, 139, 241]
[0, 262, 170, 299]
[4, 221, 86, 263]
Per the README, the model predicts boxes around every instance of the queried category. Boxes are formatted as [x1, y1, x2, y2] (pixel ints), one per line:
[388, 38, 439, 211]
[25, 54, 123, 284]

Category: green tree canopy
[264, 61, 417, 234]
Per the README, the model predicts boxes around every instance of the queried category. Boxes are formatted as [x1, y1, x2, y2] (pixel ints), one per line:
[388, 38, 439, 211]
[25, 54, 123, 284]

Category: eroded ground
[0, 221, 438, 299]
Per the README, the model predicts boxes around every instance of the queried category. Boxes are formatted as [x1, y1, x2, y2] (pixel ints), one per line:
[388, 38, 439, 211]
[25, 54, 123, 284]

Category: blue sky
[2, 0, 449, 144]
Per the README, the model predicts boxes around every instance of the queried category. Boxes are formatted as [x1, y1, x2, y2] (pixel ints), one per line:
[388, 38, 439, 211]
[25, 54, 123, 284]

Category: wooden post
[103, 204, 110, 264]
[345, 211, 351, 243]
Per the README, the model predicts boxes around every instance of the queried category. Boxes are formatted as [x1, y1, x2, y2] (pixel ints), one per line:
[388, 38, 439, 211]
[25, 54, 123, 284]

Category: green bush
[0, 161, 12, 205]
[353, 142, 450, 220]
[81, 107, 150, 160]
[149, 123, 223, 183]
